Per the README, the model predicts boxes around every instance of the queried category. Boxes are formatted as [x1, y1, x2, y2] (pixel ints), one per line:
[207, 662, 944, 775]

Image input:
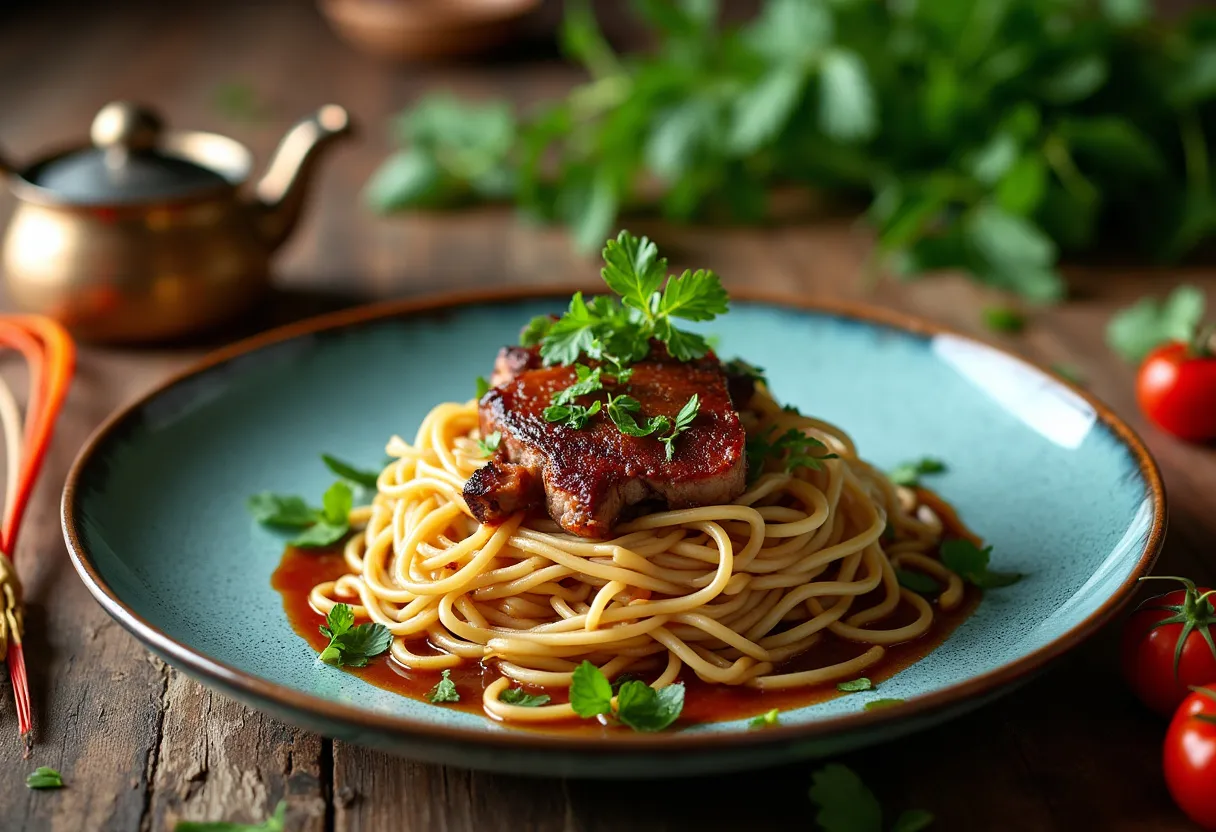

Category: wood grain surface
[0, 1, 1211, 829]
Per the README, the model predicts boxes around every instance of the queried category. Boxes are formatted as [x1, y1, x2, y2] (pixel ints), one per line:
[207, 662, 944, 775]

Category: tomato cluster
[1121, 578, 1216, 829]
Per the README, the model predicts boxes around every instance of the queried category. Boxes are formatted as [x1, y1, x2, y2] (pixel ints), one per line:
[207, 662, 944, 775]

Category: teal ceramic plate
[63, 289, 1165, 778]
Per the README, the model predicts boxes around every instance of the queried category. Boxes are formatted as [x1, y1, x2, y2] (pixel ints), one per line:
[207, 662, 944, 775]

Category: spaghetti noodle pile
[307, 385, 966, 724]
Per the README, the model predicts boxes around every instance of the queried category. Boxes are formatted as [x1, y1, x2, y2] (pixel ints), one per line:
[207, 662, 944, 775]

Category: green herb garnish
[749, 708, 780, 728]
[542, 399, 602, 429]
[247, 480, 353, 548]
[568, 660, 684, 732]
[426, 669, 460, 704]
[318, 603, 392, 668]
[476, 431, 502, 457]
[864, 698, 906, 711]
[537, 231, 728, 367]
[25, 766, 63, 790]
[499, 687, 551, 707]
[605, 394, 668, 438]
[174, 801, 286, 832]
[809, 763, 934, 832]
[940, 539, 1023, 589]
[896, 569, 941, 595]
[982, 306, 1026, 334]
[1107, 284, 1205, 363]
[321, 454, 379, 489]
[722, 358, 767, 387]
[747, 427, 837, 480]
[658, 394, 699, 461]
[550, 364, 605, 407]
[887, 458, 947, 488]
[836, 678, 874, 693]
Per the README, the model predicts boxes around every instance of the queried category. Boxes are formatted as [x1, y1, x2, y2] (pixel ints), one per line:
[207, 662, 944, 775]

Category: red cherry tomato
[1121, 579, 1216, 715]
[1136, 342, 1216, 441]
[1164, 687, 1216, 830]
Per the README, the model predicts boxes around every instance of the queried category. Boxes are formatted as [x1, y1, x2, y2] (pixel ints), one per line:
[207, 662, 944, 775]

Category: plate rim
[61, 285, 1166, 755]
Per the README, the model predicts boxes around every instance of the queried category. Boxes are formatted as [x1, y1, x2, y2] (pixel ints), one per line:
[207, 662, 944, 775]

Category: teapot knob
[90, 102, 163, 156]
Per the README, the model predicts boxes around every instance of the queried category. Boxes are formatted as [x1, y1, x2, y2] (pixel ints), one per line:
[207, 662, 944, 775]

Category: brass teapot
[0, 101, 353, 342]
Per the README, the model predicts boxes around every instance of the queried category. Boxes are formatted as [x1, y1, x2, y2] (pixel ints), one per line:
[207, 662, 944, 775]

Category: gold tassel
[0, 551, 22, 663]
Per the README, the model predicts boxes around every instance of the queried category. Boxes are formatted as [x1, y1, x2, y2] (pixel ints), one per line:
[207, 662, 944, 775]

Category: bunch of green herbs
[366, 0, 1216, 300]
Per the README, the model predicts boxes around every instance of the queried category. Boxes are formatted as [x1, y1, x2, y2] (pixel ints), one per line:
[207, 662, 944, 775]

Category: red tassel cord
[0, 318, 76, 752]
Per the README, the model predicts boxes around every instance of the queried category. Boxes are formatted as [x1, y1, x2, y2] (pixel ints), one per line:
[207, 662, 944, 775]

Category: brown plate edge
[60, 284, 1167, 756]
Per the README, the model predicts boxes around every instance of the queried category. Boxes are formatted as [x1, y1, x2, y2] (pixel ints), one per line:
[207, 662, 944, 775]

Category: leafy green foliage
[1106, 285, 1206, 363]
[476, 376, 492, 398]
[896, 569, 941, 595]
[246, 479, 354, 549]
[318, 603, 392, 668]
[864, 698, 906, 711]
[982, 306, 1026, 334]
[749, 708, 780, 728]
[658, 395, 700, 461]
[747, 427, 838, 480]
[476, 431, 502, 456]
[368, 2, 1216, 299]
[499, 687, 551, 707]
[321, 454, 379, 489]
[836, 678, 874, 693]
[887, 458, 946, 488]
[25, 767, 63, 790]
[426, 669, 461, 704]
[543, 399, 602, 429]
[570, 660, 615, 717]
[538, 232, 728, 367]
[568, 660, 685, 732]
[175, 801, 286, 832]
[940, 540, 1023, 589]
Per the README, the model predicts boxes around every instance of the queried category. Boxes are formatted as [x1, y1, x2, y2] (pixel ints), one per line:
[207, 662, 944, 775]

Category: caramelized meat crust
[463, 348, 748, 538]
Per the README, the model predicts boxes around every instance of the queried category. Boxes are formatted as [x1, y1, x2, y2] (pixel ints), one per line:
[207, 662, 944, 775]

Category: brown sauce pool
[270, 489, 982, 726]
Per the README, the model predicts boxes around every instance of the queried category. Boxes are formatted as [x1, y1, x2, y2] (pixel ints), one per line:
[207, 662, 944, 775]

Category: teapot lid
[23, 102, 232, 205]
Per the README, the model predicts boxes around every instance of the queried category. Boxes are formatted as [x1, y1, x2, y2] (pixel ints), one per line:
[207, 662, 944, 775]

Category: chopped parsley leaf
[426, 669, 460, 704]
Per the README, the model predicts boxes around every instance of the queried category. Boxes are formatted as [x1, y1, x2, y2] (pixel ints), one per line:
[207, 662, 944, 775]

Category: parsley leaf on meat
[426, 669, 461, 704]
[318, 603, 392, 668]
[550, 364, 605, 406]
[606, 394, 669, 438]
[499, 687, 551, 707]
[887, 458, 946, 488]
[321, 454, 379, 489]
[476, 376, 491, 398]
[543, 400, 602, 429]
[520, 316, 553, 347]
[940, 540, 1022, 589]
[658, 394, 699, 461]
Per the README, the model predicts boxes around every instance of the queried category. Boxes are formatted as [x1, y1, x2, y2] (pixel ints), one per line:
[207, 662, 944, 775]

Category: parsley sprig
[526, 230, 729, 366]
[569, 661, 684, 732]
[318, 604, 392, 668]
[499, 687, 551, 707]
[427, 669, 460, 704]
[887, 457, 947, 488]
[247, 455, 382, 548]
[941, 540, 1022, 589]
[810, 764, 933, 832]
[747, 427, 838, 481]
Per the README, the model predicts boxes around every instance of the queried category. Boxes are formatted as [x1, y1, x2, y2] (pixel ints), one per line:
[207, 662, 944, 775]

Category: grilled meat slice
[463, 351, 747, 538]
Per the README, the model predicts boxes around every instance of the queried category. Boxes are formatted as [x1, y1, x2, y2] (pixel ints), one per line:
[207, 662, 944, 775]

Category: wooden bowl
[318, 0, 542, 62]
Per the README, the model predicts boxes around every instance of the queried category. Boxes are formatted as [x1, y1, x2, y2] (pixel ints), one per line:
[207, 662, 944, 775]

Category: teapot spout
[254, 105, 353, 251]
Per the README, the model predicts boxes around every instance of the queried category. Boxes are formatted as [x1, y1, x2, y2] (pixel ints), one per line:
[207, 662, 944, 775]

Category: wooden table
[0, 1, 1212, 829]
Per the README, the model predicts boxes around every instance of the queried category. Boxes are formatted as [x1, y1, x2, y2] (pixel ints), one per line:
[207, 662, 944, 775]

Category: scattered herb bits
[940, 540, 1022, 589]
[25, 766, 63, 790]
[427, 669, 461, 704]
[887, 458, 946, 488]
[568, 661, 684, 732]
[498, 687, 551, 707]
[836, 678, 874, 693]
[318, 604, 392, 668]
[749, 708, 780, 728]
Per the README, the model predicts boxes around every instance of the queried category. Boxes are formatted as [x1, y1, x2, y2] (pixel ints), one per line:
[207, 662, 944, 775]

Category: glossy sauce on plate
[270, 490, 981, 726]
